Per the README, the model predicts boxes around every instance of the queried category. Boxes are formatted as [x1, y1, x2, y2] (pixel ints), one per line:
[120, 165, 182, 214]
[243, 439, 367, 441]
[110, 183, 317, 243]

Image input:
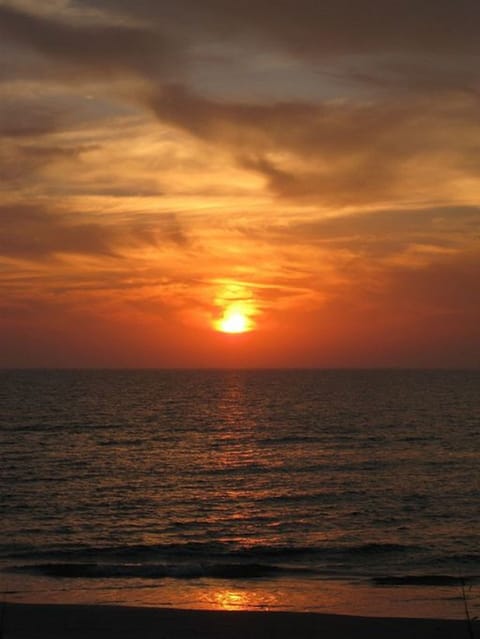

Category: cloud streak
[0, 3, 175, 80]
[75, 0, 480, 58]
[0, 203, 187, 261]
[146, 84, 480, 204]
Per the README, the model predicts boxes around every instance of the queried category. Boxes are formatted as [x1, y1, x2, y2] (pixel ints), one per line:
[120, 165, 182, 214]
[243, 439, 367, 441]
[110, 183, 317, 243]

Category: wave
[11, 561, 307, 581]
[372, 575, 480, 586]
[11, 563, 479, 587]
[5, 541, 478, 586]
[1, 540, 420, 563]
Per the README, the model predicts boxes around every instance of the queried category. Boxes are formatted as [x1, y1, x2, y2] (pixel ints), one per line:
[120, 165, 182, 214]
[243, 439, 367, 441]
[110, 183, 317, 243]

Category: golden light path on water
[210, 589, 271, 611]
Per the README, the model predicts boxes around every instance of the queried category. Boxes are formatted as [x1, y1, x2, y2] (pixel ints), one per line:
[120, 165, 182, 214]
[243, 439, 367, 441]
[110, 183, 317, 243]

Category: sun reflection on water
[209, 588, 275, 611]
[214, 590, 250, 610]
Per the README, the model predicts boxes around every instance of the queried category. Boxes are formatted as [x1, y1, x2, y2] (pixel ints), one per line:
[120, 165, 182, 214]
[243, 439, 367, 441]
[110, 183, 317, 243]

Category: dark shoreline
[1, 602, 471, 639]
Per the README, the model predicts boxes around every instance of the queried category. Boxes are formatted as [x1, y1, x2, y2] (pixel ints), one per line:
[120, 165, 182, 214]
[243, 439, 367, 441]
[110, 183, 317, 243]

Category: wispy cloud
[146, 84, 480, 205]
[0, 203, 187, 261]
[0, 3, 176, 80]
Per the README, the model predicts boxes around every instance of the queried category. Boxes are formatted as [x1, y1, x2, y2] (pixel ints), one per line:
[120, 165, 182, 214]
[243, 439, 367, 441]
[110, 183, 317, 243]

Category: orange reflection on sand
[211, 588, 270, 611]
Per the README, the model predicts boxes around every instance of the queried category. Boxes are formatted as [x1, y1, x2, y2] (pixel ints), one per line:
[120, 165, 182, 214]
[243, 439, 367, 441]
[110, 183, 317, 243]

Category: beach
[1, 602, 471, 639]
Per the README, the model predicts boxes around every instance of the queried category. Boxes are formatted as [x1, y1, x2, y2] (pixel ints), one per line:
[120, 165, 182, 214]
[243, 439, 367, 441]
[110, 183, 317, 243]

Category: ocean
[1, 369, 479, 618]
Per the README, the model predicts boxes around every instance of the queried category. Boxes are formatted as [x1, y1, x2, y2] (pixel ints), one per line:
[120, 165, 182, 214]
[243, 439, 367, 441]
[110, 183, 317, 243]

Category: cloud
[342, 55, 480, 96]
[3, 3, 479, 211]
[0, 203, 187, 261]
[281, 206, 480, 253]
[0, 95, 65, 138]
[146, 84, 480, 204]
[4, 1, 480, 101]
[75, 0, 480, 58]
[0, 4, 175, 80]
[0, 138, 98, 189]
[6, 0, 475, 99]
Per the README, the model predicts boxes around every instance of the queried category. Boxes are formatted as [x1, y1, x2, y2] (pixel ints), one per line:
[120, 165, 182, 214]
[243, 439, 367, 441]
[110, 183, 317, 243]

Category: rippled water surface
[1, 369, 479, 617]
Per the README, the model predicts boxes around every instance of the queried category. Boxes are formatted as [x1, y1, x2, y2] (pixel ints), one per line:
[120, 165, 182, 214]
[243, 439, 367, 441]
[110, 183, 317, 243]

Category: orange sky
[1, 1, 479, 367]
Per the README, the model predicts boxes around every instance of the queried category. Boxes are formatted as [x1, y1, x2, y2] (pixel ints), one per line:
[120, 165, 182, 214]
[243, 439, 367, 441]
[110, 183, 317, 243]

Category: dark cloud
[0, 89, 135, 138]
[0, 203, 187, 260]
[146, 84, 480, 204]
[147, 84, 478, 156]
[325, 54, 480, 97]
[0, 204, 121, 259]
[0, 97, 63, 138]
[0, 140, 96, 188]
[241, 154, 398, 204]
[2, 5, 476, 212]
[147, 83, 409, 151]
[0, 4, 175, 80]
[75, 0, 480, 57]
[3, 1, 480, 99]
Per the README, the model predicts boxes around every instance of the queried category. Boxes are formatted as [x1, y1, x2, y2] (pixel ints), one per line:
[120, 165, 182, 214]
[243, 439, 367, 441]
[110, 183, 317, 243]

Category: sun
[218, 311, 248, 333]
[215, 308, 253, 334]
[212, 283, 257, 334]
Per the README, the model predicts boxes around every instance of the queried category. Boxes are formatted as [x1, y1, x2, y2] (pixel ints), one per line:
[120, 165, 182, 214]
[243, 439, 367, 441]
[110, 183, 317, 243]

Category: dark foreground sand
[1, 603, 472, 639]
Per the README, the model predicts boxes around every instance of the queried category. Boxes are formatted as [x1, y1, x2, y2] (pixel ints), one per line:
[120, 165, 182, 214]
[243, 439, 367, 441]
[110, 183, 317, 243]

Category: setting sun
[213, 283, 257, 334]
[216, 311, 251, 333]
[215, 308, 253, 333]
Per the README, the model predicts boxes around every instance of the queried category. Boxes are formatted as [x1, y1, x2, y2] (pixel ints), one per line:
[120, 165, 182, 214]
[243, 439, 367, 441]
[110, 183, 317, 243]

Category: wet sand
[1, 602, 471, 639]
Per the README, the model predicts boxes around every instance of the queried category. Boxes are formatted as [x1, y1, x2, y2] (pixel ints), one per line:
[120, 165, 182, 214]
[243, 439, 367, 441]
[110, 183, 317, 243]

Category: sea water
[1, 369, 479, 618]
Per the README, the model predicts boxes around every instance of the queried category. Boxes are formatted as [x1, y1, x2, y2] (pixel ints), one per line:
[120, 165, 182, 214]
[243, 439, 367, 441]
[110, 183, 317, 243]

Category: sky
[1, 0, 479, 368]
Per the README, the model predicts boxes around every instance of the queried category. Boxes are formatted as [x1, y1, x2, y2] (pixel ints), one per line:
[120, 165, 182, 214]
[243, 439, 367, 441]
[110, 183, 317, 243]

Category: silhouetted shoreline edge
[1, 602, 469, 639]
